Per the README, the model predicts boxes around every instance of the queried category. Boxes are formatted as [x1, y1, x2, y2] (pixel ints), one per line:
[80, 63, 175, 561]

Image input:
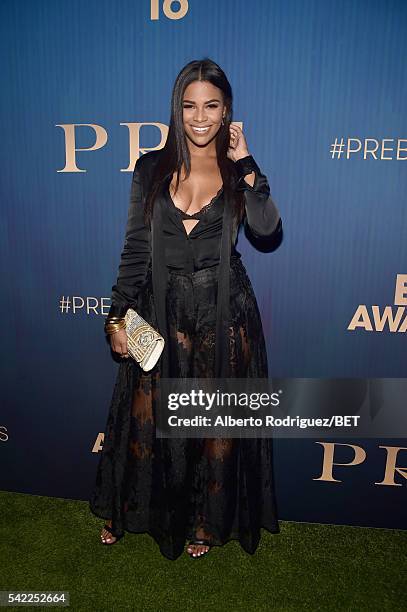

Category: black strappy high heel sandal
[187, 539, 212, 558]
[100, 523, 124, 545]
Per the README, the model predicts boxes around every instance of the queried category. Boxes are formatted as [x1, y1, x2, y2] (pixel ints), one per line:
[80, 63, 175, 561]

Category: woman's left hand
[227, 124, 251, 162]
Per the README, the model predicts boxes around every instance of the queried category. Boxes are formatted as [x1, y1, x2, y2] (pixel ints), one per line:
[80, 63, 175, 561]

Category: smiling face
[182, 80, 226, 150]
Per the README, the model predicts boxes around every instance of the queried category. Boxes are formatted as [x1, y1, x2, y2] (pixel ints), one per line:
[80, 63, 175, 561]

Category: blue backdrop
[1, 0, 406, 529]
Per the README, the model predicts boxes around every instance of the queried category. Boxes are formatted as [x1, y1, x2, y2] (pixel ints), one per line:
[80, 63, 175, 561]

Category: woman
[89, 58, 283, 560]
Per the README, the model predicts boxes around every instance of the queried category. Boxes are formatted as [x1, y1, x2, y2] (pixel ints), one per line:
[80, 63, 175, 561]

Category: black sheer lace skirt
[89, 255, 280, 560]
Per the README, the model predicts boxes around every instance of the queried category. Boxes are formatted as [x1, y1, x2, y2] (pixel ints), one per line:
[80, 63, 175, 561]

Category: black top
[107, 150, 282, 378]
[163, 177, 225, 273]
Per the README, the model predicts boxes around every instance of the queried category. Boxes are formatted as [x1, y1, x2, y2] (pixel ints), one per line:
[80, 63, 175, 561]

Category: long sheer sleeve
[235, 155, 282, 238]
[107, 156, 151, 319]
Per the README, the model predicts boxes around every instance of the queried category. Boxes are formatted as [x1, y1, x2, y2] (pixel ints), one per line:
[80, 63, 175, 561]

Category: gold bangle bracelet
[105, 322, 126, 334]
[105, 321, 126, 329]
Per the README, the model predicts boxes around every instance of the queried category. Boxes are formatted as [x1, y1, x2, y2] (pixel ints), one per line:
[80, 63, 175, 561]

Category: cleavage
[168, 175, 223, 236]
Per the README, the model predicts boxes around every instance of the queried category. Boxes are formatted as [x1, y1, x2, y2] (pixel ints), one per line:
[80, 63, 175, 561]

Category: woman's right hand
[109, 328, 129, 358]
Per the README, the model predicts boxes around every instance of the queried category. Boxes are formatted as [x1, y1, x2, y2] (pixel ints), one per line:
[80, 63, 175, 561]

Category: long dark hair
[143, 57, 245, 227]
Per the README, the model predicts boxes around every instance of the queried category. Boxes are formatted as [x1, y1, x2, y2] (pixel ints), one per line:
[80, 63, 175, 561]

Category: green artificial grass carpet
[0, 490, 405, 611]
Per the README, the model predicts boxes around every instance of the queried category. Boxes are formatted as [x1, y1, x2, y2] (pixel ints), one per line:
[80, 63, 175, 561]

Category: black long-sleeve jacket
[108, 150, 282, 319]
[107, 150, 282, 378]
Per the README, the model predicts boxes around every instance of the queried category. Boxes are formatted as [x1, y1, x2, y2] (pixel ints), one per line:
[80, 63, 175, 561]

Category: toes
[187, 544, 209, 557]
[100, 528, 115, 544]
[102, 535, 113, 544]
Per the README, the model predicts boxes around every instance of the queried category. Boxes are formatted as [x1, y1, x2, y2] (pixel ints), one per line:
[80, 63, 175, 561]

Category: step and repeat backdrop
[1, 0, 406, 529]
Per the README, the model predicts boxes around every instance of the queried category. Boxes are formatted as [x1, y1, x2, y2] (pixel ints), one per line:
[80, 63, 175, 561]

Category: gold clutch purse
[124, 308, 165, 371]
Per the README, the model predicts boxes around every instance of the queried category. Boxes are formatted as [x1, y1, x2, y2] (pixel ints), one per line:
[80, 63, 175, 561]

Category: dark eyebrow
[182, 98, 221, 103]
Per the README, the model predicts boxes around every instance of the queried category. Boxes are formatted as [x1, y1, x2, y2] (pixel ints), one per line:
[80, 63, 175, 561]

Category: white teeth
[192, 127, 210, 133]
